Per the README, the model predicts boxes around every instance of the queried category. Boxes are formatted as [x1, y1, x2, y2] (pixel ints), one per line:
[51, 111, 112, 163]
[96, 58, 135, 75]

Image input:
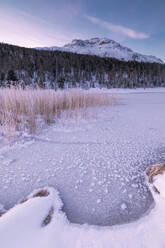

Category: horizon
[0, 0, 165, 62]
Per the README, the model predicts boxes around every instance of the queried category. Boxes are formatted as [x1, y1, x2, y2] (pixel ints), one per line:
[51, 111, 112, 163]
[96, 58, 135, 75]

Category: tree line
[0, 42, 165, 89]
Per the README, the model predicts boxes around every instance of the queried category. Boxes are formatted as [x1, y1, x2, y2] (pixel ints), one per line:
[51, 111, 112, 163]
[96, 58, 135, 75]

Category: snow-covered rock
[0, 166, 165, 248]
[36, 38, 164, 64]
[146, 163, 165, 196]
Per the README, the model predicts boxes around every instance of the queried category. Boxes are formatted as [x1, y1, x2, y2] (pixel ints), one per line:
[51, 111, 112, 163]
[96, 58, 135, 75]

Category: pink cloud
[86, 15, 149, 39]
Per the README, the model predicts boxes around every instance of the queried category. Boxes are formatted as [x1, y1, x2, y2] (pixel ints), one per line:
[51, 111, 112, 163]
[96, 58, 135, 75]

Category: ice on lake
[0, 89, 165, 226]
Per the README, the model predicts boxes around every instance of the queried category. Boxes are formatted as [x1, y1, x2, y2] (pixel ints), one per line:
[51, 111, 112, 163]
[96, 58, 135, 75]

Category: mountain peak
[36, 38, 164, 64]
[67, 37, 118, 47]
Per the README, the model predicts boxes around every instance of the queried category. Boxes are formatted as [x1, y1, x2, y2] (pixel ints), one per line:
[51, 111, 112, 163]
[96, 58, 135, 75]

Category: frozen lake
[0, 90, 165, 226]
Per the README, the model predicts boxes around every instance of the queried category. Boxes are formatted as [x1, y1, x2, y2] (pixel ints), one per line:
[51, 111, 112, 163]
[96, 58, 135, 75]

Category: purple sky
[1, 0, 165, 61]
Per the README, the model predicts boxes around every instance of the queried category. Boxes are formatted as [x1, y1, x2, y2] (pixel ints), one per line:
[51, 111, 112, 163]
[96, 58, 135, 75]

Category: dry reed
[0, 88, 117, 136]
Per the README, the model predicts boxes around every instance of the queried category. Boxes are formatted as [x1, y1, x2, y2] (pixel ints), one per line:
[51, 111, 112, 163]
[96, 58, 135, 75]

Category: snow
[0, 173, 165, 248]
[154, 174, 165, 199]
[91, 87, 165, 94]
[0, 89, 165, 228]
[121, 203, 127, 210]
[0, 88, 165, 246]
[36, 38, 164, 64]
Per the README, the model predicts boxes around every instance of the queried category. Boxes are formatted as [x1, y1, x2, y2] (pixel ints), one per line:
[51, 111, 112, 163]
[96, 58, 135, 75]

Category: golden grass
[0, 88, 117, 136]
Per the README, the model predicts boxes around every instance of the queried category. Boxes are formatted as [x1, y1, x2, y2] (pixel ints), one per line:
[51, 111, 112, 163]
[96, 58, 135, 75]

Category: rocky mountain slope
[36, 38, 163, 64]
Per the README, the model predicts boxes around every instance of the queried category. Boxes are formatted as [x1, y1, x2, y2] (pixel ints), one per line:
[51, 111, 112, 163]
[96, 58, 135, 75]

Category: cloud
[86, 15, 149, 39]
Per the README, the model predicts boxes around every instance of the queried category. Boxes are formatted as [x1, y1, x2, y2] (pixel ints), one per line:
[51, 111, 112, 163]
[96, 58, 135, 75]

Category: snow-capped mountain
[36, 38, 163, 64]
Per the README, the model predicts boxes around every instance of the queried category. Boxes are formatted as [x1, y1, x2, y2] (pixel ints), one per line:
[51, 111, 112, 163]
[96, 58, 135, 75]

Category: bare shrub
[0, 87, 117, 136]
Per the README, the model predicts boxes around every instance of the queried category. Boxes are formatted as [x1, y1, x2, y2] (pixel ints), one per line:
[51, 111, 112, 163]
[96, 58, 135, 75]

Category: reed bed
[0, 88, 117, 136]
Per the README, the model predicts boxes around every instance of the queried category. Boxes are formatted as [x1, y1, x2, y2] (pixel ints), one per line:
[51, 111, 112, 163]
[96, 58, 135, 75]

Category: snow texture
[0, 88, 165, 227]
[0, 172, 165, 248]
[36, 38, 164, 64]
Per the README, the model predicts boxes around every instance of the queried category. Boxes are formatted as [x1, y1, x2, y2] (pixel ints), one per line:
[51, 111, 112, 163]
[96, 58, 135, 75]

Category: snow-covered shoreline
[0, 166, 165, 248]
[90, 87, 165, 94]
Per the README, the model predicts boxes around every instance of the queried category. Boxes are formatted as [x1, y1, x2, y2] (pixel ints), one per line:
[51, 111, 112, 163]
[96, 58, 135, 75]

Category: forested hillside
[0, 43, 165, 89]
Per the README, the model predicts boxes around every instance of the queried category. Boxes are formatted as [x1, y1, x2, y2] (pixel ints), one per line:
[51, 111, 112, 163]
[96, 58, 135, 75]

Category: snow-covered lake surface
[0, 89, 165, 226]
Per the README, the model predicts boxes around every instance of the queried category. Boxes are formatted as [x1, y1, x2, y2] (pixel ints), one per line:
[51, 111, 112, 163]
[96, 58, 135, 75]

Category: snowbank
[89, 87, 165, 94]
[0, 165, 165, 248]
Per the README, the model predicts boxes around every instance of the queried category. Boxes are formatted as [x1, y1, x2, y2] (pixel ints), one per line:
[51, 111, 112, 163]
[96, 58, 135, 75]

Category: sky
[0, 0, 165, 61]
